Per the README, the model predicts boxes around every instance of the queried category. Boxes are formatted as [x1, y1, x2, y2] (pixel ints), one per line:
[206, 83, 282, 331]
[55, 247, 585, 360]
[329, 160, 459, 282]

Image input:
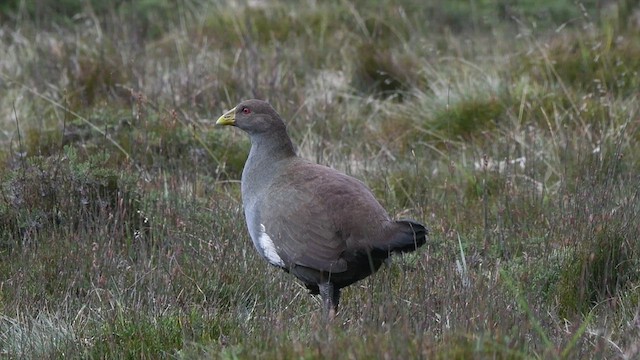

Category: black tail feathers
[375, 219, 428, 255]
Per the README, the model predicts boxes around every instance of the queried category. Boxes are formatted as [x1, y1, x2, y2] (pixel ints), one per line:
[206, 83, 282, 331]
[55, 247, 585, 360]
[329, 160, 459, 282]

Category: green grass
[1, 0, 640, 358]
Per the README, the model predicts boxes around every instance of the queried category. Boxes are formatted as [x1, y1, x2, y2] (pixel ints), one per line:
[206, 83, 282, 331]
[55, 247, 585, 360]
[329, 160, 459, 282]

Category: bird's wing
[260, 182, 348, 273]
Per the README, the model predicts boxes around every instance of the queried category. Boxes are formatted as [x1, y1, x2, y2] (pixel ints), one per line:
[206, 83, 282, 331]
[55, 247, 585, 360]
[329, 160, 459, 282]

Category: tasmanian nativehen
[216, 99, 427, 318]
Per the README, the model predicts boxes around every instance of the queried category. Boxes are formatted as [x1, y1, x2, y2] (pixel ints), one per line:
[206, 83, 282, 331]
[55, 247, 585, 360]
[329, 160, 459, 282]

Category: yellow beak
[216, 107, 236, 126]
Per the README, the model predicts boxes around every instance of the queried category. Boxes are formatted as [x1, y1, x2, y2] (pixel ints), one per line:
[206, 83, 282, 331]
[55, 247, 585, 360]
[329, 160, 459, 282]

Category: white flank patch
[259, 224, 284, 267]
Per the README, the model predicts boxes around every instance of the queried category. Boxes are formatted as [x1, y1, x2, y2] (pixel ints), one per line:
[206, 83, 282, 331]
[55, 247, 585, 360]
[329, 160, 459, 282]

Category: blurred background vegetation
[1, 0, 639, 358]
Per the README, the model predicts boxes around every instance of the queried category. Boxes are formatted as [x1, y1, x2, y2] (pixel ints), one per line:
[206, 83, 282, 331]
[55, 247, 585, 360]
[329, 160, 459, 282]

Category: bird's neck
[242, 131, 296, 194]
[247, 131, 296, 165]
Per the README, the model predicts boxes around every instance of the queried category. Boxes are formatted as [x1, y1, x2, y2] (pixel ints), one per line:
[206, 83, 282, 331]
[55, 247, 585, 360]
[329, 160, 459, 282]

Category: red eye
[242, 107, 251, 114]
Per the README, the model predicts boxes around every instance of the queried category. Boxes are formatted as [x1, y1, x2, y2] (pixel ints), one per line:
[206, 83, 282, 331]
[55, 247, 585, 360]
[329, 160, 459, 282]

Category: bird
[216, 99, 427, 319]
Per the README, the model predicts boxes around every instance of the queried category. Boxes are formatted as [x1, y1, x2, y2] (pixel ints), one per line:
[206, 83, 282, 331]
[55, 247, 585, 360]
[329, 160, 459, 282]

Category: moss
[430, 97, 505, 139]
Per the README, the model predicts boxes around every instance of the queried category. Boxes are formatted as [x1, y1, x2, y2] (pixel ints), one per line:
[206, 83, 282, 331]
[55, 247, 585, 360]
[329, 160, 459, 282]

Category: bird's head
[216, 99, 286, 135]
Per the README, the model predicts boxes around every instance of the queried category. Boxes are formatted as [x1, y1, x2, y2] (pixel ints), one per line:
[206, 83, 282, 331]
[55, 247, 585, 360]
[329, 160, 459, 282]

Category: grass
[1, 0, 640, 358]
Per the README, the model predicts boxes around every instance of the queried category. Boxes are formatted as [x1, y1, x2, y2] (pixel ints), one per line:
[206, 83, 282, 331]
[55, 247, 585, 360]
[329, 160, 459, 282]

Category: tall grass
[1, 0, 639, 358]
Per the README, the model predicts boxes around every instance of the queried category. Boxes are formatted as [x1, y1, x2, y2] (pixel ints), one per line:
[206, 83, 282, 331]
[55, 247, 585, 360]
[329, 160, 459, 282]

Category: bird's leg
[332, 288, 341, 318]
[319, 283, 340, 320]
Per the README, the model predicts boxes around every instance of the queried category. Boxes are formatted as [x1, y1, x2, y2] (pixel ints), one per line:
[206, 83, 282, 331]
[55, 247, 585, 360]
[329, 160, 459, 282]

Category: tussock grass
[1, 311, 79, 358]
[1, 0, 640, 358]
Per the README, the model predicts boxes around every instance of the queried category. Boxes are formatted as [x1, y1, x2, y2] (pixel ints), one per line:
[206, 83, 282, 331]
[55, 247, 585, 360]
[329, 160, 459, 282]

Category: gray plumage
[216, 99, 428, 318]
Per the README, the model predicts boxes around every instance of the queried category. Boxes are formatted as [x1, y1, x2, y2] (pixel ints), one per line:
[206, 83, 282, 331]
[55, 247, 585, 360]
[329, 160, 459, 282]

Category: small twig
[12, 101, 27, 181]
